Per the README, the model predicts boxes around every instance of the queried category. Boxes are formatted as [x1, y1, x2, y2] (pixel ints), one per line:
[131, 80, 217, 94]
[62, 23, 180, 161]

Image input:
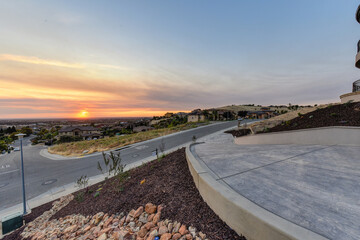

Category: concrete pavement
[0, 120, 243, 215]
[191, 130, 360, 240]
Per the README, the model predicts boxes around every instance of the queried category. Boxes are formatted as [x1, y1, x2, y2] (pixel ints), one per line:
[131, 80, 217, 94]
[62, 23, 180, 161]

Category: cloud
[0, 54, 133, 72]
[0, 54, 84, 69]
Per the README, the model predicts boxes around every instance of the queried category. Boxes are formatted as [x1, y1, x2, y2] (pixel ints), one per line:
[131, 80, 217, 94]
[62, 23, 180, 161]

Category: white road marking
[0, 169, 19, 176]
[135, 145, 148, 150]
[0, 165, 11, 169]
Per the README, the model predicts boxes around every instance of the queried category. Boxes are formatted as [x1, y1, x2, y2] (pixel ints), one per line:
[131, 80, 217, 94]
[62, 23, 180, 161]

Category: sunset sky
[1, 0, 359, 118]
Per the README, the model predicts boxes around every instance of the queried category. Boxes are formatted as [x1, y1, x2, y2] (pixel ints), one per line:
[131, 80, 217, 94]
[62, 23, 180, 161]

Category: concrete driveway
[193, 131, 360, 240]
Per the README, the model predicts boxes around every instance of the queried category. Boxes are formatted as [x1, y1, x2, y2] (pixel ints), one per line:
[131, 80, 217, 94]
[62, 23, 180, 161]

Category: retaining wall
[235, 126, 360, 146]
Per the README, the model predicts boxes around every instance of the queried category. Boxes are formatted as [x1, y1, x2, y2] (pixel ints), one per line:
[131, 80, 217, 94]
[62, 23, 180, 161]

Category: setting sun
[77, 110, 89, 118]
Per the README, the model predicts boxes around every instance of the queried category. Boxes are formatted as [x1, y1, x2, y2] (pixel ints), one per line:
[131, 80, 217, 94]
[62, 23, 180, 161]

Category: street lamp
[15, 133, 27, 215]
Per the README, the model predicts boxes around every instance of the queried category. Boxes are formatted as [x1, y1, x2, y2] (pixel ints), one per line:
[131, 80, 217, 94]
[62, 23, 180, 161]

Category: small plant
[98, 151, 127, 191]
[75, 192, 85, 202]
[98, 151, 126, 177]
[297, 113, 302, 117]
[309, 115, 313, 119]
[285, 120, 291, 126]
[75, 175, 89, 202]
[76, 175, 89, 189]
[93, 191, 100, 198]
[330, 113, 338, 117]
[158, 139, 165, 155]
[192, 135, 197, 143]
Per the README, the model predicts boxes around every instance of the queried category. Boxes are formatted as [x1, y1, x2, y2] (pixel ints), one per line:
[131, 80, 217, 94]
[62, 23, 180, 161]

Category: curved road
[0, 120, 247, 211]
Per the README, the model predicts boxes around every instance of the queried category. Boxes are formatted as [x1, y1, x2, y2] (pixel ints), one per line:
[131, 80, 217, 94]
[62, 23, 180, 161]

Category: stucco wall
[340, 91, 360, 103]
[234, 126, 360, 146]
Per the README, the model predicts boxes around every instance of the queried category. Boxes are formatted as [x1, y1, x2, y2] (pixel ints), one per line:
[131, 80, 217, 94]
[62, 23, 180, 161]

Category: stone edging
[185, 145, 329, 240]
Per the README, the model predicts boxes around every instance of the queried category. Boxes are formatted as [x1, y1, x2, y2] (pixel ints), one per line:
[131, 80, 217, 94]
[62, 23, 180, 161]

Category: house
[58, 126, 101, 140]
[149, 119, 164, 126]
[164, 112, 174, 118]
[187, 114, 205, 122]
[187, 109, 205, 122]
[174, 112, 187, 118]
[246, 110, 276, 119]
[133, 126, 154, 133]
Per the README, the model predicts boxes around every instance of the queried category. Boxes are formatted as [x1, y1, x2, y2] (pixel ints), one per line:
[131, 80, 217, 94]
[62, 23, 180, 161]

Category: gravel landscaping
[3, 149, 245, 240]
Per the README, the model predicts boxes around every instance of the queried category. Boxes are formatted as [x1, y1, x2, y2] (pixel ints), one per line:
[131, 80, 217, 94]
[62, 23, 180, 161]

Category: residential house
[164, 112, 174, 118]
[246, 110, 276, 119]
[133, 126, 154, 133]
[58, 126, 101, 140]
[187, 114, 205, 122]
[174, 112, 187, 118]
[187, 109, 205, 122]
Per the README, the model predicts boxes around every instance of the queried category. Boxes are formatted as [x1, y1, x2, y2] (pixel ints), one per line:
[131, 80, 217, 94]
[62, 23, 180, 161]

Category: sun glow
[77, 110, 89, 118]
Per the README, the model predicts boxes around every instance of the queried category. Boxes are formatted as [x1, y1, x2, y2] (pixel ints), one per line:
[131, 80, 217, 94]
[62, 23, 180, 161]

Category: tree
[238, 111, 248, 118]
[0, 140, 8, 151]
[5, 126, 16, 134]
[20, 126, 33, 137]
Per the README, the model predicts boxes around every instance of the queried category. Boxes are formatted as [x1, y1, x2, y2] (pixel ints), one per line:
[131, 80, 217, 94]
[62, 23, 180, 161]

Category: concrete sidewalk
[191, 131, 360, 240]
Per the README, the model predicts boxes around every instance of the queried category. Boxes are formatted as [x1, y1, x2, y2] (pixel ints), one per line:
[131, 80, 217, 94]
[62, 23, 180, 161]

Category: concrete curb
[185, 145, 329, 240]
[40, 121, 223, 161]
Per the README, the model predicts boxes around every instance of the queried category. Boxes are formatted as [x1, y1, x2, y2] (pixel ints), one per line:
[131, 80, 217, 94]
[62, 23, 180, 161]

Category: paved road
[0, 120, 243, 211]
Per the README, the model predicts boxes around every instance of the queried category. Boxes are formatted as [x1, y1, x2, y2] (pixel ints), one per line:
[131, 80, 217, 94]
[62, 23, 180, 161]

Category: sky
[0, 0, 359, 119]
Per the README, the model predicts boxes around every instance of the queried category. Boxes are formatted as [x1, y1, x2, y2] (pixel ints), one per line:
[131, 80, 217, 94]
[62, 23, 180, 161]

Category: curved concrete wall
[340, 92, 360, 103]
[235, 126, 360, 146]
[186, 146, 327, 240]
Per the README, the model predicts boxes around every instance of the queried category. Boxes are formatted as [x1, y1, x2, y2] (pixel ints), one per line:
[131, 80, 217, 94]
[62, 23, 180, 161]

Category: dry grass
[246, 103, 337, 133]
[48, 123, 203, 156]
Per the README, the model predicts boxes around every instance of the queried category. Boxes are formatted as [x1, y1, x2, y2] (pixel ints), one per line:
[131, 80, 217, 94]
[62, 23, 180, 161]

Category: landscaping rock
[19, 202, 209, 240]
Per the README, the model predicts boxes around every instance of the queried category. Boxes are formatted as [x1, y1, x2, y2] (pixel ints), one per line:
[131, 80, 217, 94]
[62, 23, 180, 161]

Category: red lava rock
[144, 222, 155, 230]
[185, 233, 193, 240]
[179, 225, 188, 235]
[171, 233, 182, 240]
[158, 226, 168, 235]
[160, 233, 172, 240]
[145, 203, 157, 214]
[138, 227, 148, 238]
[147, 214, 155, 222]
[134, 206, 144, 218]
[103, 216, 113, 227]
[152, 212, 161, 224]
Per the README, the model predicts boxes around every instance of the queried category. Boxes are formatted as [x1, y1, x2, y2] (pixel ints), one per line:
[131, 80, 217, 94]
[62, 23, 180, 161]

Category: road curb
[40, 121, 225, 161]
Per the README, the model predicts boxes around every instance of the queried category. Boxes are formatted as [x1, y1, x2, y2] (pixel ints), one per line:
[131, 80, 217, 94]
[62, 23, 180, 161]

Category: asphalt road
[0, 120, 246, 211]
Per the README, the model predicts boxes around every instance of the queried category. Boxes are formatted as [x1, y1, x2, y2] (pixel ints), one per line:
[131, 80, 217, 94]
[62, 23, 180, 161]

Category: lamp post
[15, 133, 27, 215]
